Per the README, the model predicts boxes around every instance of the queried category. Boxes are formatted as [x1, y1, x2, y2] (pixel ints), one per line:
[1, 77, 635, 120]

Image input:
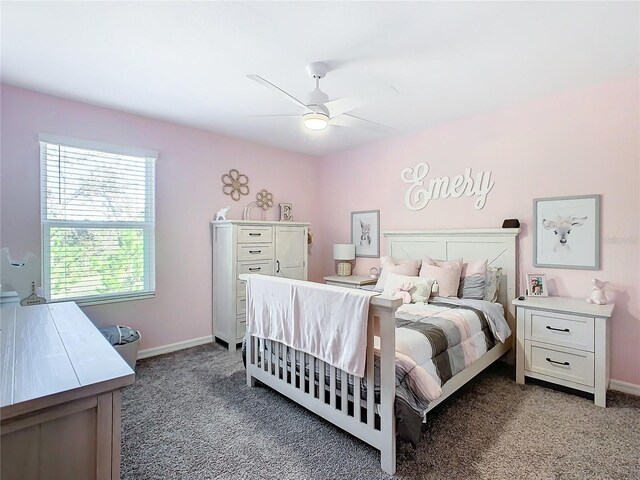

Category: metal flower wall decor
[243, 189, 274, 220]
[222, 169, 249, 201]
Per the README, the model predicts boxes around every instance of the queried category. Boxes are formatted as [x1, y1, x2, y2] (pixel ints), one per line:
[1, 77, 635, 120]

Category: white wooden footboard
[243, 288, 402, 475]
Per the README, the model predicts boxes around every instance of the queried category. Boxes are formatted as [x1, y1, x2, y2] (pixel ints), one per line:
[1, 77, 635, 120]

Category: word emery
[401, 162, 495, 210]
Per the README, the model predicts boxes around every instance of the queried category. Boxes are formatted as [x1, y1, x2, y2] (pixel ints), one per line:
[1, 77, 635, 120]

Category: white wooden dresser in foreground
[1, 301, 135, 480]
[513, 296, 614, 406]
[211, 220, 309, 351]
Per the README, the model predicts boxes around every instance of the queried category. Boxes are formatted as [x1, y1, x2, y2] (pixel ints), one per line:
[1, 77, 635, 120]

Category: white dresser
[513, 296, 614, 406]
[1, 302, 134, 479]
[211, 220, 309, 351]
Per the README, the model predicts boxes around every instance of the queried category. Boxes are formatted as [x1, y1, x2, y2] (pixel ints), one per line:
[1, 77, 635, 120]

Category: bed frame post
[372, 298, 398, 475]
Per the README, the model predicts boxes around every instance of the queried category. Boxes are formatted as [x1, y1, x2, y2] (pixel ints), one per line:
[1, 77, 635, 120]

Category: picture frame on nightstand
[526, 273, 548, 297]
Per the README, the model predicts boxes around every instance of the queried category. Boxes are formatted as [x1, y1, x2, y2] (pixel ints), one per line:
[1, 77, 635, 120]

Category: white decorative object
[211, 220, 309, 351]
[333, 243, 356, 276]
[221, 169, 249, 201]
[214, 206, 230, 221]
[400, 162, 494, 210]
[279, 203, 293, 221]
[370, 267, 379, 279]
[0, 248, 40, 300]
[514, 296, 615, 407]
[587, 278, 608, 305]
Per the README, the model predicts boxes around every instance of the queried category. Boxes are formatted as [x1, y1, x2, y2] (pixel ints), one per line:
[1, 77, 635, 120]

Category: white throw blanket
[246, 275, 377, 377]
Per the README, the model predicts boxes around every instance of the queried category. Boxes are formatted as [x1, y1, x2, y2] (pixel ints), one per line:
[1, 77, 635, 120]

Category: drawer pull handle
[248, 267, 261, 272]
[546, 357, 570, 366]
[546, 326, 570, 332]
[249, 233, 261, 236]
[249, 250, 261, 254]
[239, 299, 246, 303]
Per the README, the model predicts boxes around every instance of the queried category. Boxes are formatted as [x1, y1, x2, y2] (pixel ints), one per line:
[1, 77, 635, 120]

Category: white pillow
[382, 273, 435, 304]
[484, 267, 503, 303]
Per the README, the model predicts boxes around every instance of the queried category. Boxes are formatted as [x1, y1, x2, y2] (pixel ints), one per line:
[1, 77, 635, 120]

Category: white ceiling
[2, 1, 638, 156]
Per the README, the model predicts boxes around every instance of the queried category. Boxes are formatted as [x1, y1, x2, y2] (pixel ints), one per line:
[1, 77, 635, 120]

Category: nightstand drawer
[526, 310, 594, 351]
[237, 260, 274, 277]
[237, 226, 273, 244]
[525, 341, 594, 387]
[237, 244, 273, 261]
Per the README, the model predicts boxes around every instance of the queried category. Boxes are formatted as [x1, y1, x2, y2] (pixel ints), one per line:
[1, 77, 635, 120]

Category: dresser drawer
[526, 310, 594, 351]
[236, 280, 246, 298]
[236, 297, 247, 315]
[237, 226, 273, 244]
[236, 317, 246, 339]
[237, 243, 273, 261]
[525, 341, 594, 387]
[237, 260, 274, 277]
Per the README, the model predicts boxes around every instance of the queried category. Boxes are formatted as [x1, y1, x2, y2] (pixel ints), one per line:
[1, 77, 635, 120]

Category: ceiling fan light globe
[303, 112, 329, 130]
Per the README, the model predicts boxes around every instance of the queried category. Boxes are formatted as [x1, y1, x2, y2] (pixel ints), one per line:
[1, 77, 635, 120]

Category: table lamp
[333, 243, 356, 276]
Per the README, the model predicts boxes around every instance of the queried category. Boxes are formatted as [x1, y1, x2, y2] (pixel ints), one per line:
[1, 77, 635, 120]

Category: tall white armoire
[211, 220, 310, 350]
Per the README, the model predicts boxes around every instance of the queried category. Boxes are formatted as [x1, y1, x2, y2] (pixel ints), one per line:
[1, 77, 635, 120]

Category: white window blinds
[40, 134, 156, 304]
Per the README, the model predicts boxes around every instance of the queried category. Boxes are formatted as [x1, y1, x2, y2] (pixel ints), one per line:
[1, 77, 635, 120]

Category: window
[40, 134, 156, 304]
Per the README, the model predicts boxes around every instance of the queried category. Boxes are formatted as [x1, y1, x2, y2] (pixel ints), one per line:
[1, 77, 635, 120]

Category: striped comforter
[391, 298, 510, 443]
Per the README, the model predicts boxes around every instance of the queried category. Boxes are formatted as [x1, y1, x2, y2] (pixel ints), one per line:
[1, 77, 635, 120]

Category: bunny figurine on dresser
[587, 278, 608, 305]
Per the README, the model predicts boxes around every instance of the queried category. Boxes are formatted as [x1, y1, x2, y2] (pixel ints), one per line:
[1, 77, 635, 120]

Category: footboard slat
[329, 366, 336, 408]
[354, 373, 362, 422]
[366, 315, 375, 428]
[340, 370, 348, 414]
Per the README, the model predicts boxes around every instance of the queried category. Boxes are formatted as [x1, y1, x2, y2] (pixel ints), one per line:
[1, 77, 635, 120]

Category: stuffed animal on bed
[393, 282, 414, 304]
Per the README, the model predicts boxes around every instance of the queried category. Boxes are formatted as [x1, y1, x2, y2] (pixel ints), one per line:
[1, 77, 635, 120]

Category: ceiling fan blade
[330, 114, 395, 133]
[247, 75, 313, 114]
[325, 86, 399, 118]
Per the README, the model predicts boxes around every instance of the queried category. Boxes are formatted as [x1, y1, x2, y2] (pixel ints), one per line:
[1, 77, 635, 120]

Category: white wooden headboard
[384, 228, 520, 338]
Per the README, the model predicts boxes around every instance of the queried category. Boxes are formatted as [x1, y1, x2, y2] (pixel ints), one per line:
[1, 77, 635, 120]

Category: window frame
[39, 133, 157, 306]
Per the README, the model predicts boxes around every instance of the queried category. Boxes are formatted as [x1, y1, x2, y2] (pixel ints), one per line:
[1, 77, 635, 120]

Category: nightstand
[513, 296, 615, 407]
[323, 275, 378, 290]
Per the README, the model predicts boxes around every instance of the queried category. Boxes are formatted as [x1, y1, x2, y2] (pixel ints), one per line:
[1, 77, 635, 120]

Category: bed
[242, 228, 519, 474]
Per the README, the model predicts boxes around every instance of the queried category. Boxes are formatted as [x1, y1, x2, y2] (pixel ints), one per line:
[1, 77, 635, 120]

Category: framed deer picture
[533, 194, 600, 270]
[351, 210, 380, 258]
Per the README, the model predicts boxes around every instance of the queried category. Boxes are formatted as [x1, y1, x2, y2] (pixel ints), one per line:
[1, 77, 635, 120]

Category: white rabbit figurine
[587, 278, 608, 305]
[215, 206, 230, 221]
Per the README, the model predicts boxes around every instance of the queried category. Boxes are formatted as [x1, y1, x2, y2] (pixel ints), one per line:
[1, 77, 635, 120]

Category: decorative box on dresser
[513, 296, 615, 406]
[211, 220, 309, 351]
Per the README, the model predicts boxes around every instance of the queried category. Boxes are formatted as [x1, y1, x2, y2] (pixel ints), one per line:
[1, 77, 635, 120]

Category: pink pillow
[461, 259, 487, 278]
[374, 256, 421, 290]
[419, 257, 463, 297]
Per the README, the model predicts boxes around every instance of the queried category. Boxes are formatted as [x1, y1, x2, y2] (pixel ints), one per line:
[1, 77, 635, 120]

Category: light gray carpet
[121, 343, 640, 479]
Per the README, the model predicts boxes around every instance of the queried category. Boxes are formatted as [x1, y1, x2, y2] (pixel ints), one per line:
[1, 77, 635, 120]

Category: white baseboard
[137, 335, 213, 360]
[609, 379, 640, 397]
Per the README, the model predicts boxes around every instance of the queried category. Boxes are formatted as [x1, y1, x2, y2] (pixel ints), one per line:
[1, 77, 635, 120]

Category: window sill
[50, 292, 156, 307]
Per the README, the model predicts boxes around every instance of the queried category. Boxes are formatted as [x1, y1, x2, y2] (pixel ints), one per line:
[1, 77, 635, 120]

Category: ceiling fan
[247, 62, 398, 133]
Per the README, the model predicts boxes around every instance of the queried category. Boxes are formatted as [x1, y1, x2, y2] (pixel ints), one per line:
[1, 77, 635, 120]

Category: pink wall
[318, 77, 640, 385]
[0, 84, 322, 351]
[2, 79, 638, 385]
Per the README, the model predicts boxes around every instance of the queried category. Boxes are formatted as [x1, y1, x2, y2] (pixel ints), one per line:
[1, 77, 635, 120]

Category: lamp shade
[333, 243, 356, 261]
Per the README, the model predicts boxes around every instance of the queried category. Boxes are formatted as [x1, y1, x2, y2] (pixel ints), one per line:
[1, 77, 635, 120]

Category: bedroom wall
[0, 84, 322, 352]
[317, 77, 640, 386]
